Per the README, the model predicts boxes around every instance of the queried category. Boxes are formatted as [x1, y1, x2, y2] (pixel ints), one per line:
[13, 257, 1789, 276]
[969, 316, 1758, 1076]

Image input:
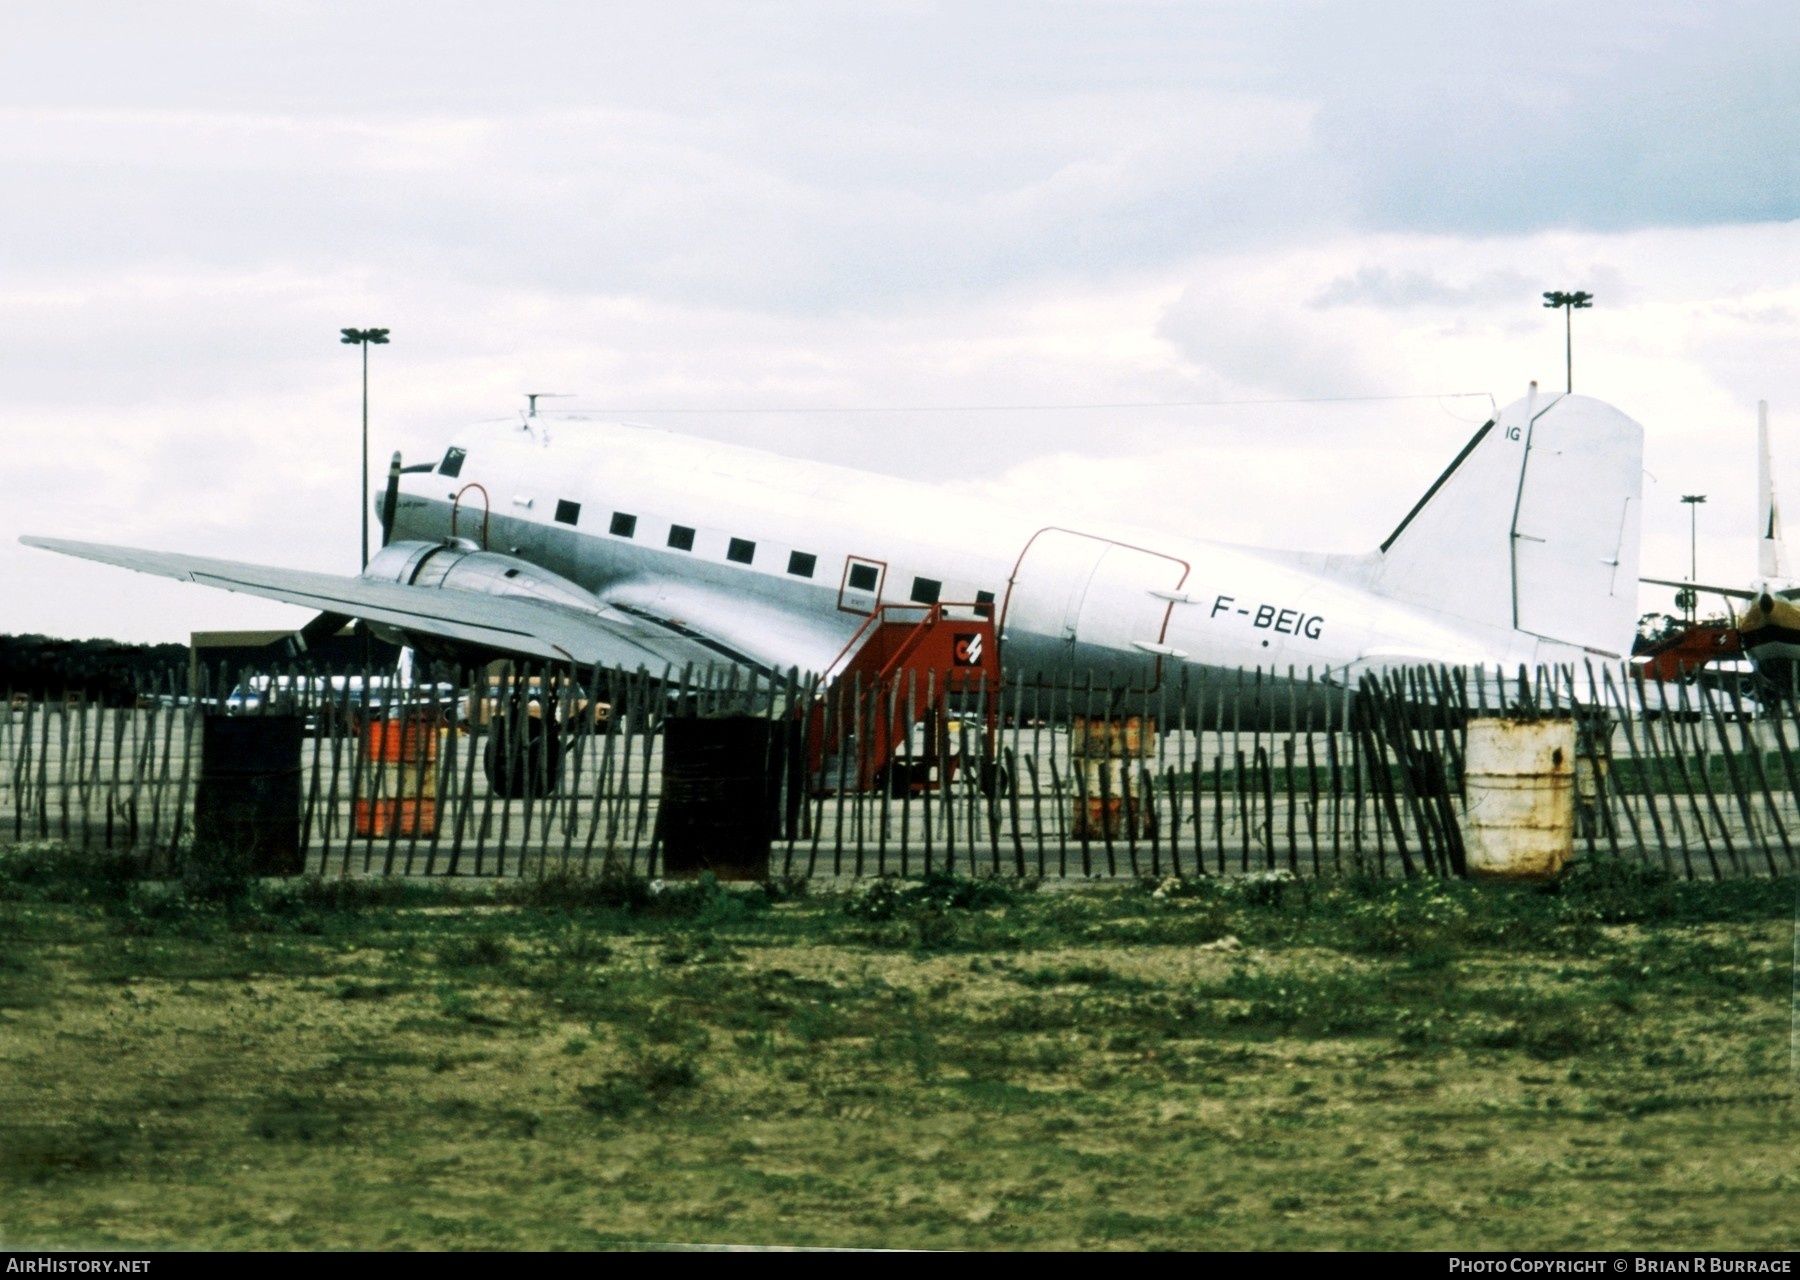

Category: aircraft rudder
[1368, 392, 1644, 657]
[1509, 395, 1644, 656]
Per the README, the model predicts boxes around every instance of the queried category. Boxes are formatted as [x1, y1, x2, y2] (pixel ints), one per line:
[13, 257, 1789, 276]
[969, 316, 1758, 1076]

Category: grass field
[0, 847, 1795, 1251]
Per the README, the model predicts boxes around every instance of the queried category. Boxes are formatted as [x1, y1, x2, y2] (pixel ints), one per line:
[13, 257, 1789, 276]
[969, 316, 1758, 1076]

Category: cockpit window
[438, 447, 466, 478]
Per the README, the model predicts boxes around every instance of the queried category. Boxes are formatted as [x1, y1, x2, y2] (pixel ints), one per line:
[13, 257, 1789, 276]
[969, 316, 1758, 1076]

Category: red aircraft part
[808, 603, 1001, 793]
[1634, 623, 1740, 683]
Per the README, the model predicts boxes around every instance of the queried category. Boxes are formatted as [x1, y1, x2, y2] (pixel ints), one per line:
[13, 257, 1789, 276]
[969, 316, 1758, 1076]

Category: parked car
[223, 675, 457, 736]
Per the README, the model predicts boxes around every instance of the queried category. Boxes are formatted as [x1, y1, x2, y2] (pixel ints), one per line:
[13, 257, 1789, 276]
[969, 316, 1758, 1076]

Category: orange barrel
[1069, 758, 1153, 838]
[1072, 795, 1124, 840]
[353, 713, 440, 838]
[1070, 715, 1158, 760]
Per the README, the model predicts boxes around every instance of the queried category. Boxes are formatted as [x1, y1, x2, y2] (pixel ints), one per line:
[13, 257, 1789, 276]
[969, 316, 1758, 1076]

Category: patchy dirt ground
[0, 865, 1795, 1250]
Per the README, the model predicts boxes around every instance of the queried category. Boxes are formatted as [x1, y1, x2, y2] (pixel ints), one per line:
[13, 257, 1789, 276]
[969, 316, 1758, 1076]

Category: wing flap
[602, 578, 852, 677]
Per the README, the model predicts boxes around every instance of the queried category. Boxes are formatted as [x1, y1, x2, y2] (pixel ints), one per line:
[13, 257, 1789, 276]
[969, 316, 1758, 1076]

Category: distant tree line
[1, 634, 188, 705]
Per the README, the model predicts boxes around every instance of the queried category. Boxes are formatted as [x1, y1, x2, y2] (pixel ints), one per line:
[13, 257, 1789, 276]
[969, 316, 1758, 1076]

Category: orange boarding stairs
[806, 603, 1002, 795]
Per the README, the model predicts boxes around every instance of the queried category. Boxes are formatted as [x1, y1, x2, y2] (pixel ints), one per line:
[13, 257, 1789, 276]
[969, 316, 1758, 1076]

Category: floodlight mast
[1681, 493, 1707, 623]
[340, 327, 391, 569]
[1541, 291, 1593, 394]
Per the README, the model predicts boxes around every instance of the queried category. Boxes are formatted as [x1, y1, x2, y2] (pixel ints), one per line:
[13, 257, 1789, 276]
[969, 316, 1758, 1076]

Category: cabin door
[837, 555, 887, 616]
[1001, 528, 1189, 689]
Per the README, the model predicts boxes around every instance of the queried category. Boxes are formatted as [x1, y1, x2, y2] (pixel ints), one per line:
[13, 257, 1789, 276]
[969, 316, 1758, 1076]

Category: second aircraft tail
[1758, 400, 1790, 584]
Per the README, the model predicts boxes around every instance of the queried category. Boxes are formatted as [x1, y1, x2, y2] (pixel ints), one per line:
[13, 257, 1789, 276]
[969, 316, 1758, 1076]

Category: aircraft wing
[21, 537, 740, 673]
[602, 578, 851, 679]
[1639, 576, 1758, 601]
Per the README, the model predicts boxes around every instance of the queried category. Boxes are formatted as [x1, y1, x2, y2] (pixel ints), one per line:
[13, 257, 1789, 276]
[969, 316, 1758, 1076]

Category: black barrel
[193, 715, 304, 875]
[660, 715, 772, 881]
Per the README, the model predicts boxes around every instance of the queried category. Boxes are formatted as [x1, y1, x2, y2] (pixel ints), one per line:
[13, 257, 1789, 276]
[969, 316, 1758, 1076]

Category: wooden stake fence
[3, 662, 1798, 881]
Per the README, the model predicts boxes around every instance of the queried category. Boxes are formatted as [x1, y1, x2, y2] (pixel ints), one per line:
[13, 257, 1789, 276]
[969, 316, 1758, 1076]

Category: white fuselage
[392, 415, 1574, 707]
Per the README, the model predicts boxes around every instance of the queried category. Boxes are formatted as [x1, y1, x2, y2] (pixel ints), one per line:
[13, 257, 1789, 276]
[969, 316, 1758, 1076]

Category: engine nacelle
[361, 540, 608, 666]
[364, 539, 606, 613]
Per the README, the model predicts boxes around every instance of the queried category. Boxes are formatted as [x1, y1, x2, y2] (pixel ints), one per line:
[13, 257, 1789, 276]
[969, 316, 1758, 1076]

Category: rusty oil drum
[1461, 717, 1576, 880]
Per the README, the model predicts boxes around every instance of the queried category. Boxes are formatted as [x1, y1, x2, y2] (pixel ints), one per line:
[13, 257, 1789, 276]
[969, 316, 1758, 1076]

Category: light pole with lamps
[1542, 290, 1593, 394]
[1681, 493, 1707, 622]
[340, 327, 390, 569]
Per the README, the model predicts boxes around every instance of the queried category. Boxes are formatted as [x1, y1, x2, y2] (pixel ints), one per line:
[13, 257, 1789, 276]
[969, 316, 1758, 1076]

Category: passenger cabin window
[554, 500, 581, 526]
[610, 512, 637, 538]
[976, 590, 995, 619]
[787, 551, 816, 578]
[910, 577, 941, 605]
[438, 447, 466, 478]
[727, 538, 756, 565]
[668, 525, 695, 551]
[848, 563, 879, 592]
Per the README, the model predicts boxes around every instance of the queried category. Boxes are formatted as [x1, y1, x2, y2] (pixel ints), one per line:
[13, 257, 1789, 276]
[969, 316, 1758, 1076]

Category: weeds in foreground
[577, 1051, 702, 1119]
[0, 843, 1795, 1249]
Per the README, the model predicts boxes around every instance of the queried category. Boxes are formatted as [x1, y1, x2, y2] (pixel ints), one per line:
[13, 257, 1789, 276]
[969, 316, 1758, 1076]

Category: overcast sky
[5, 0, 1799, 643]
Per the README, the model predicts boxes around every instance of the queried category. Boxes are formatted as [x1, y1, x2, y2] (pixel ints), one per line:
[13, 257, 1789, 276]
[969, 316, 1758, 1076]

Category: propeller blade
[380, 450, 402, 547]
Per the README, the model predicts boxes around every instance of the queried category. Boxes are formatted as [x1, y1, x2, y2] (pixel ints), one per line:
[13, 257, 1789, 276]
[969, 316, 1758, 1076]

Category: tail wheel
[484, 713, 562, 798]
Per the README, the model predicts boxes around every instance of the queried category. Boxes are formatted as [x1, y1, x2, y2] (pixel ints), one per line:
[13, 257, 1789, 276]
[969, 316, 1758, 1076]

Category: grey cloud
[15, 1, 1792, 337]
[1275, 1, 1800, 233]
[1311, 267, 1538, 309]
[7, 0, 1795, 291]
[1157, 284, 1379, 399]
[0, 271, 371, 410]
[0, 87, 1330, 315]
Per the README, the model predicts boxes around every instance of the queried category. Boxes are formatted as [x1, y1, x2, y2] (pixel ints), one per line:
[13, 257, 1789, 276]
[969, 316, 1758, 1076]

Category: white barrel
[1462, 717, 1576, 879]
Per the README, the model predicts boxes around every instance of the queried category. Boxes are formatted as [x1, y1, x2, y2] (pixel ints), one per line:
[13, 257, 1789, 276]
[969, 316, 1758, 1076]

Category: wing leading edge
[20, 537, 749, 674]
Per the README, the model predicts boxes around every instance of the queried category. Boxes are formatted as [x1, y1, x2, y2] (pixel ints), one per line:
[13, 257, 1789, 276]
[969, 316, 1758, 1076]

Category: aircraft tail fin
[1362, 389, 1644, 657]
[1758, 400, 1790, 582]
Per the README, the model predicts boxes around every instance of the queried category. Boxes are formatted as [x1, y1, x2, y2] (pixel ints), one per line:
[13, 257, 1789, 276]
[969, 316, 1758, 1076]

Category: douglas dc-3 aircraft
[24, 386, 1644, 720]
